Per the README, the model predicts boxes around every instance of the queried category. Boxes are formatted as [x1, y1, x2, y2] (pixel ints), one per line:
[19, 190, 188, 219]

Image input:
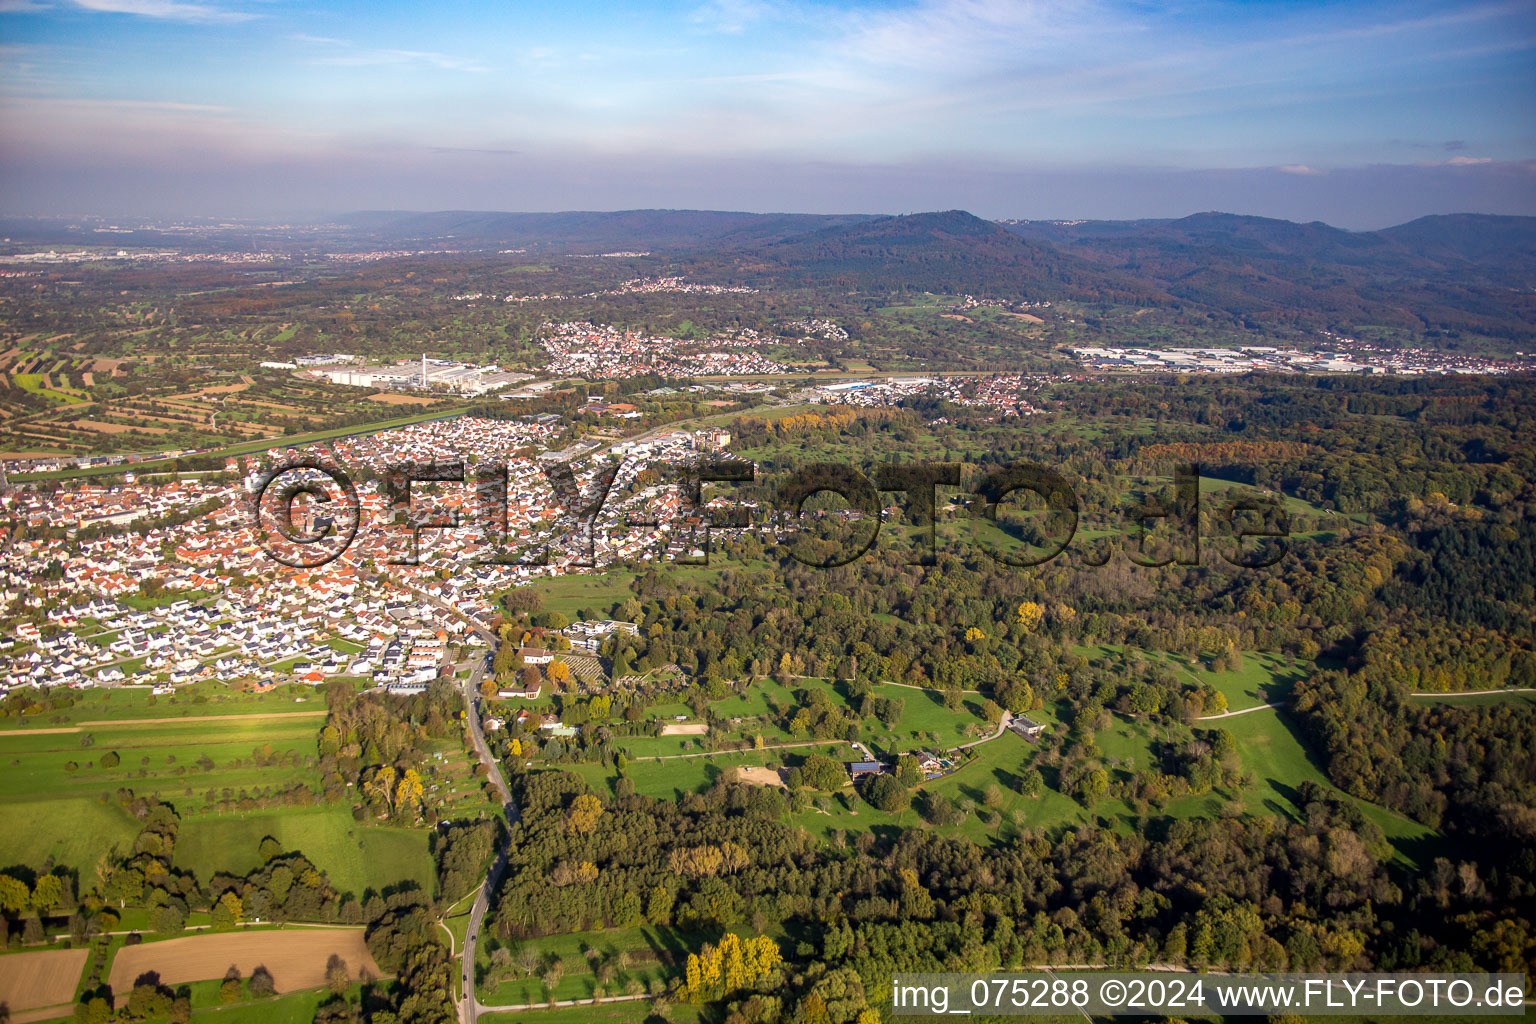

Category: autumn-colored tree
[367, 765, 397, 807]
[0, 874, 28, 914]
[211, 892, 242, 931]
[394, 768, 424, 816]
[682, 934, 781, 1002]
[564, 793, 604, 835]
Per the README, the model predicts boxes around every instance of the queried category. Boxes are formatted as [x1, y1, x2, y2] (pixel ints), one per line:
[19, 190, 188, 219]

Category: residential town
[0, 415, 751, 700]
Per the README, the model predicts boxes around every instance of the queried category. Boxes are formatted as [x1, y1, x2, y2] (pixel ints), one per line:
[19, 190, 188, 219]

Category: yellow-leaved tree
[564, 793, 604, 835]
[394, 768, 424, 817]
[682, 934, 781, 1002]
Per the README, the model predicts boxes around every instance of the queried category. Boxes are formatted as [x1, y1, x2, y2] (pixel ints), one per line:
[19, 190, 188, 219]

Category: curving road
[458, 642, 517, 1024]
[405, 583, 517, 1024]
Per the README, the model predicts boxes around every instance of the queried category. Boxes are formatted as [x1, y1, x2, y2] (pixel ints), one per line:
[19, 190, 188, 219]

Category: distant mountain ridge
[997, 211, 1536, 338]
[4, 207, 1529, 343]
[338, 207, 1536, 342]
[334, 208, 881, 250]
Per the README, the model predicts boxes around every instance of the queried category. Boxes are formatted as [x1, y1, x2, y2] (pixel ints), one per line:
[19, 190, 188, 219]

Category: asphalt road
[406, 584, 516, 1024]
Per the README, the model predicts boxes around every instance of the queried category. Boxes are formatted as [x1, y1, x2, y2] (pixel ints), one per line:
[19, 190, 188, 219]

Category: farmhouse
[848, 760, 883, 780]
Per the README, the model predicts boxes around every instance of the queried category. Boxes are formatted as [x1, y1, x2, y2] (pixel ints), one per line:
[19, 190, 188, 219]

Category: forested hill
[999, 212, 1536, 341]
[746, 210, 1160, 302]
[338, 206, 1536, 345]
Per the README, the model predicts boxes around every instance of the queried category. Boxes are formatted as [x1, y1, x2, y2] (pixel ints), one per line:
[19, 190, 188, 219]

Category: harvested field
[998, 311, 1045, 322]
[660, 722, 708, 736]
[733, 766, 786, 788]
[107, 928, 381, 997]
[0, 947, 88, 1017]
[177, 383, 249, 396]
[368, 393, 437, 406]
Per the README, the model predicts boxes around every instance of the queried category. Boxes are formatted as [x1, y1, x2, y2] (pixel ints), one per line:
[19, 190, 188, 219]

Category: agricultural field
[1, 337, 464, 462]
[0, 947, 88, 1022]
[106, 928, 379, 995]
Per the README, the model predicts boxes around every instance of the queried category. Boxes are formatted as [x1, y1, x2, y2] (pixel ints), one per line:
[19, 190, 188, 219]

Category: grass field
[480, 1003, 703, 1024]
[0, 689, 443, 896]
[574, 642, 1437, 861]
[173, 805, 435, 899]
[0, 715, 322, 805]
[186, 987, 337, 1024]
[0, 796, 144, 870]
[476, 923, 709, 1006]
[0, 681, 326, 731]
[1071, 643, 1305, 710]
[528, 574, 635, 619]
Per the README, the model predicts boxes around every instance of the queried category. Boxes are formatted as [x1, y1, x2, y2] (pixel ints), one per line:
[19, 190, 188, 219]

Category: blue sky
[1, 0, 1533, 225]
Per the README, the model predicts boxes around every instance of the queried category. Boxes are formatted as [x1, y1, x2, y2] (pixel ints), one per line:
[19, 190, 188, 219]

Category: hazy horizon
[2, 0, 1534, 229]
[6, 199, 1534, 236]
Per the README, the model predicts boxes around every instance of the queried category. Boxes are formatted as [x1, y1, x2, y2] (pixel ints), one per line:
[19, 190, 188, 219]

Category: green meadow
[0, 691, 445, 895]
[475, 923, 711, 1006]
[174, 805, 434, 899]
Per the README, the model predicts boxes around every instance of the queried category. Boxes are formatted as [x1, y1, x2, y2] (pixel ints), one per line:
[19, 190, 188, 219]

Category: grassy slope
[174, 806, 434, 899]
[0, 689, 443, 896]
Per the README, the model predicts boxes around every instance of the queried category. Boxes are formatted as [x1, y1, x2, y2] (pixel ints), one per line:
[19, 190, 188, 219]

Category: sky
[1, 0, 1533, 227]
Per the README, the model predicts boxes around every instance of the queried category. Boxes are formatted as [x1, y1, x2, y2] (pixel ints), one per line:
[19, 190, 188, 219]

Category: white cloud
[69, 0, 255, 23]
[1278, 164, 1325, 176]
[294, 34, 487, 72]
[689, 0, 772, 34]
